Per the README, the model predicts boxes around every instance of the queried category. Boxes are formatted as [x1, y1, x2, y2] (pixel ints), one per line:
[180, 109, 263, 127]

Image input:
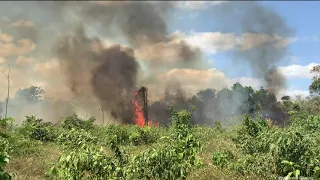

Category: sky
[0, 1, 319, 102]
[168, 1, 319, 97]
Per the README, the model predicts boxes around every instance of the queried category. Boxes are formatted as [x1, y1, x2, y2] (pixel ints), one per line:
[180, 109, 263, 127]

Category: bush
[0, 117, 14, 130]
[61, 114, 95, 131]
[0, 137, 12, 180]
[57, 128, 98, 149]
[231, 114, 320, 178]
[18, 115, 57, 142]
[6, 132, 42, 156]
[211, 151, 234, 168]
[102, 124, 160, 146]
[48, 107, 202, 180]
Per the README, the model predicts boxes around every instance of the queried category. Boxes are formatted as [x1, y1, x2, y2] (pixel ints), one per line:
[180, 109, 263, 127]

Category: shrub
[211, 151, 234, 168]
[232, 114, 320, 177]
[57, 128, 98, 149]
[6, 132, 42, 156]
[61, 114, 95, 131]
[0, 137, 12, 180]
[18, 115, 57, 142]
[0, 117, 14, 130]
[102, 124, 160, 146]
[48, 107, 202, 180]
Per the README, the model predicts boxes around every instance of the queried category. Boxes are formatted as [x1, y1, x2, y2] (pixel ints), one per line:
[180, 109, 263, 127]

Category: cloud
[136, 38, 201, 64]
[15, 56, 34, 65]
[278, 63, 319, 79]
[9, 20, 36, 28]
[0, 33, 13, 42]
[33, 58, 60, 77]
[179, 31, 296, 54]
[0, 38, 35, 57]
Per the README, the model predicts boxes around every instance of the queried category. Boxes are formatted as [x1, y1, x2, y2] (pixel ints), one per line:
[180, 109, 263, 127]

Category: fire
[132, 98, 145, 127]
[133, 91, 159, 127]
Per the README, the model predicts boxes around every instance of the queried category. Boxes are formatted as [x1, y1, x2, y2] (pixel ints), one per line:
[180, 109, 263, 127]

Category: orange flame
[133, 92, 159, 127]
[132, 99, 145, 127]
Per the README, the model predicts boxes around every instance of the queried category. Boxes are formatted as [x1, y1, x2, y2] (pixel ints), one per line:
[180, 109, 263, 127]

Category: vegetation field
[0, 104, 319, 180]
[0, 65, 319, 180]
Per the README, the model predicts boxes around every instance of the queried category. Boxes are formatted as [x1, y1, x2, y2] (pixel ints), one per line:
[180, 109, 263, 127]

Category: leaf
[313, 167, 320, 180]
[294, 169, 300, 178]
[65, 155, 71, 162]
[285, 172, 293, 180]
[281, 160, 290, 165]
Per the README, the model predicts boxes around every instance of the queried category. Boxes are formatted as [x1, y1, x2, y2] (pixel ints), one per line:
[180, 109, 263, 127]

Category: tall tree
[309, 65, 320, 96]
[15, 86, 45, 104]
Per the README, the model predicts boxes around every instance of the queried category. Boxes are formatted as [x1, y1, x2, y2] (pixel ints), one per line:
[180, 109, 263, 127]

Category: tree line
[1, 65, 319, 127]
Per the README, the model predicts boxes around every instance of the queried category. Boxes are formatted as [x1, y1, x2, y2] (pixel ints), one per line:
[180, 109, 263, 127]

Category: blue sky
[167, 1, 319, 97]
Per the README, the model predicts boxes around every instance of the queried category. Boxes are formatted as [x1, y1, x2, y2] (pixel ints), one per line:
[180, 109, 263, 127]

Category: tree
[15, 86, 45, 103]
[309, 65, 320, 96]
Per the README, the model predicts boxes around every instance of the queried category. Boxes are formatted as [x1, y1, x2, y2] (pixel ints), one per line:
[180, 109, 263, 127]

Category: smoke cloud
[207, 1, 294, 95]
[47, 1, 201, 124]
[0, 1, 294, 126]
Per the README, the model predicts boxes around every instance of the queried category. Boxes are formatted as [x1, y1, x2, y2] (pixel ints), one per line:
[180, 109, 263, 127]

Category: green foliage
[1, 70, 320, 179]
[48, 145, 123, 179]
[314, 166, 320, 180]
[48, 107, 202, 180]
[281, 160, 301, 179]
[309, 64, 320, 97]
[232, 115, 271, 155]
[0, 137, 11, 180]
[212, 151, 234, 168]
[230, 114, 320, 178]
[128, 126, 159, 146]
[0, 117, 13, 129]
[15, 85, 45, 103]
[101, 124, 160, 146]
[57, 128, 98, 149]
[0, 117, 14, 138]
[61, 113, 95, 131]
[18, 115, 57, 142]
[6, 132, 42, 156]
[127, 106, 202, 180]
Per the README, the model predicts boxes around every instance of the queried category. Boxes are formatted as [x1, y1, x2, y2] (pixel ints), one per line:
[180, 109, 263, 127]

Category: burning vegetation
[133, 87, 159, 127]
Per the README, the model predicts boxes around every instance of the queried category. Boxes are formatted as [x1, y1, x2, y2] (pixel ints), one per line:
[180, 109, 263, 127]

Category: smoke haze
[207, 1, 294, 95]
[0, 1, 294, 125]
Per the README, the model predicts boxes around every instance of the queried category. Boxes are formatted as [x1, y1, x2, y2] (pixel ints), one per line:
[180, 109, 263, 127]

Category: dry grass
[6, 144, 62, 180]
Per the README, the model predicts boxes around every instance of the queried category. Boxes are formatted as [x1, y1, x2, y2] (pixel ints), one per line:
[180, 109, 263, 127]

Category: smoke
[149, 80, 190, 126]
[208, 2, 294, 95]
[0, 1, 294, 125]
[47, 1, 201, 123]
[53, 25, 139, 124]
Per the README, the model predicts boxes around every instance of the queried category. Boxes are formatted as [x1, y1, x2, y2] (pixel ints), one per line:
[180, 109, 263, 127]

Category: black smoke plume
[53, 26, 139, 124]
[48, 1, 200, 123]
